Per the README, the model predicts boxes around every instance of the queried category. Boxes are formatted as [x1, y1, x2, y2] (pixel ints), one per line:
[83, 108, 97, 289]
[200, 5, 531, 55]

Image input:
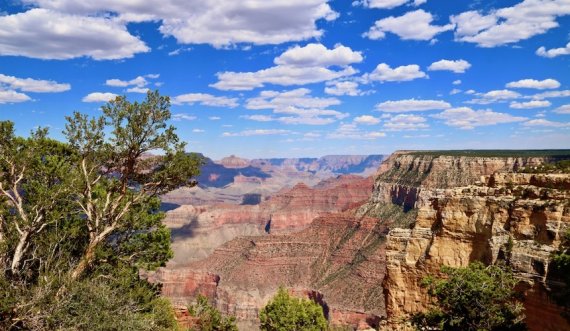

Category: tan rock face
[382, 170, 570, 331]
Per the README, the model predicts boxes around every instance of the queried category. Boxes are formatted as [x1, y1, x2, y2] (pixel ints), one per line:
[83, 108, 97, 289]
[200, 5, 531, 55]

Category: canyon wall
[150, 212, 388, 330]
[370, 152, 570, 330]
[155, 150, 570, 330]
[165, 175, 374, 266]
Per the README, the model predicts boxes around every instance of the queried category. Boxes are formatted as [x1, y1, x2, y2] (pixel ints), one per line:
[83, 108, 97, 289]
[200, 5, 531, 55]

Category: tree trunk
[70, 241, 97, 280]
[11, 230, 30, 274]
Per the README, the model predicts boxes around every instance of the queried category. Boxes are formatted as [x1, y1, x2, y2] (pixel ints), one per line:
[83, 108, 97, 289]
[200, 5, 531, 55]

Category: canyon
[153, 151, 570, 330]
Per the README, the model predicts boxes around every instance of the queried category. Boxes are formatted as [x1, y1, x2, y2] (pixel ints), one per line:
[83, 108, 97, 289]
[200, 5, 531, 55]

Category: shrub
[259, 287, 327, 331]
[411, 262, 526, 331]
[187, 295, 238, 331]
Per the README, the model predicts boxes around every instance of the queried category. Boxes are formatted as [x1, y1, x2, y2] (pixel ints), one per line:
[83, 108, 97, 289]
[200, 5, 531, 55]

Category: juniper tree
[0, 90, 203, 329]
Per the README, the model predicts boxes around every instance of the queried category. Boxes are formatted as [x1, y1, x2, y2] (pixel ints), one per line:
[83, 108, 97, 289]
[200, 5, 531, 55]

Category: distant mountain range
[196, 154, 384, 188]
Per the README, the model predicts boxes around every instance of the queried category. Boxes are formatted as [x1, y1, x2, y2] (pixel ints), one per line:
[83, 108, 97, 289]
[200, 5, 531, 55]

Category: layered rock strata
[151, 213, 389, 330]
[382, 171, 570, 331]
[165, 175, 374, 266]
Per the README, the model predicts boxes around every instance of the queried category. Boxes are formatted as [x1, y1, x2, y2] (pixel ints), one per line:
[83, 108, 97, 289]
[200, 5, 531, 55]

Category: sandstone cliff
[372, 152, 570, 331]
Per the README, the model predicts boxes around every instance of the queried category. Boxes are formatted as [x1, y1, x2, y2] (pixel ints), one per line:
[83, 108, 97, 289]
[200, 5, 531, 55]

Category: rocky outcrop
[219, 155, 251, 168]
[382, 171, 570, 331]
[165, 175, 375, 266]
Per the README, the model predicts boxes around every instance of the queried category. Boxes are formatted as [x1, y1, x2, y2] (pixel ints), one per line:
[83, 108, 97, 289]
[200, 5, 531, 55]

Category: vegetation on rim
[411, 262, 527, 331]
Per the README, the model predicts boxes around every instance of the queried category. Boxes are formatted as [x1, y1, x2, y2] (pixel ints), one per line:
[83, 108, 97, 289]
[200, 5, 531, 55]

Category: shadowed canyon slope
[153, 150, 570, 330]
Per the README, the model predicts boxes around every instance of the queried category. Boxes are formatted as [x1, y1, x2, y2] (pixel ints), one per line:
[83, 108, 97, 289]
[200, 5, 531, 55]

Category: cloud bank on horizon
[0, 0, 569, 158]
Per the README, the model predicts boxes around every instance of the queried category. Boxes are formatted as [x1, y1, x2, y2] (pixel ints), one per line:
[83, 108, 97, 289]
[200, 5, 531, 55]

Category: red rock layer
[153, 213, 389, 329]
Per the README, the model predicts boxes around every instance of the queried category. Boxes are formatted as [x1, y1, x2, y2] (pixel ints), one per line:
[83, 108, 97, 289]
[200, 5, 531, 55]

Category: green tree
[187, 295, 238, 331]
[550, 228, 570, 320]
[259, 287, 327, 331]
[64, 90, 203, 279]
[411, 262, 527, 331]
[0, 90, 203, 329]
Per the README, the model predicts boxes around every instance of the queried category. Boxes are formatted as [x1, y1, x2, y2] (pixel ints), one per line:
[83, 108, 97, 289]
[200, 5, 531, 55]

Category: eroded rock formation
[165, 175, 375, 266]
[150, 212, 388, 330]
[155, 151, 570, 330]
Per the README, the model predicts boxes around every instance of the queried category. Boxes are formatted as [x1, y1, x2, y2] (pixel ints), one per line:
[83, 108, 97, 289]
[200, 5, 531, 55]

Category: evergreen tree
[259, 287, 327, 331]
[0, 90, 203, 329]
[550, 228, 570, 321]
[187, 295, 238, 331]
[411, 262, 526, 331]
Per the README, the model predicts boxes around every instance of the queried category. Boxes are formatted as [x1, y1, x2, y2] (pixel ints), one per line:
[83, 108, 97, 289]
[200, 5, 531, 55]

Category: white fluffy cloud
[22, 0, 338, 48]
[324, 81, 362, 96]
[467, 89, 521, 104]
[172, 114, 197, 121]
[223, 129, 292, 137]
[0, 74, 70, 92]
[506, 78, 560, 90]
[509, 100, 551, 109]
[537, 42, 570, 58]
[453, 80, 462, 85]
[375, 99, 451, 112]
[172, 93, 239, 108]
[358, 0, 407, 9]
[0, 89, 31, 104]
[275, 43, 363, 68]
[82, 92, 118, 103]
[383, 114, 429, 131]
[553, 105, 570, 114]
[365, 63, 427, 82]
[364, 9, 453, 41]
[354, 115, 381, 125]
[327, 123, 386, 139]
[246, 88, 340, 110]
[523, 119, 570, 127]
[0, 9, 149, 60]
[433, 107, 527, 129]
[244, 88, 347, 125]
[428, 59, 471, 73]
[212, 43, 360, 90]
[531, 90, 570, 100]
[105, 74, 159, 93]
[451, 1, 570, 48]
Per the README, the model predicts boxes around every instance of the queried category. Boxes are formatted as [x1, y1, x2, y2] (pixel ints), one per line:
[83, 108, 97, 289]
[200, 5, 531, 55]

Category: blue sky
[0, 0, 569, 159]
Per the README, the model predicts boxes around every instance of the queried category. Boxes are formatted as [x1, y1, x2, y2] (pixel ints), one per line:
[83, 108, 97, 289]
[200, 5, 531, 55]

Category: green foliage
[411, 262, 527, 331]
[259, 287, 327, 331]
[549, 228, 570, 319]
[0, 91, 202, 329]
[187, 295, 238, 331]
[519, 160, 570, 174]
[48, 268, 178, 331]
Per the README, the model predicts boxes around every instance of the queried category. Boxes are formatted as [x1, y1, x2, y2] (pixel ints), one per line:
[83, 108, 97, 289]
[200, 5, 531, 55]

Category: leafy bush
[549, 228, 570, 320]
[411, 262, 527, 331]
[259, 287, 327, 331]
[187, 295, 238, 331]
